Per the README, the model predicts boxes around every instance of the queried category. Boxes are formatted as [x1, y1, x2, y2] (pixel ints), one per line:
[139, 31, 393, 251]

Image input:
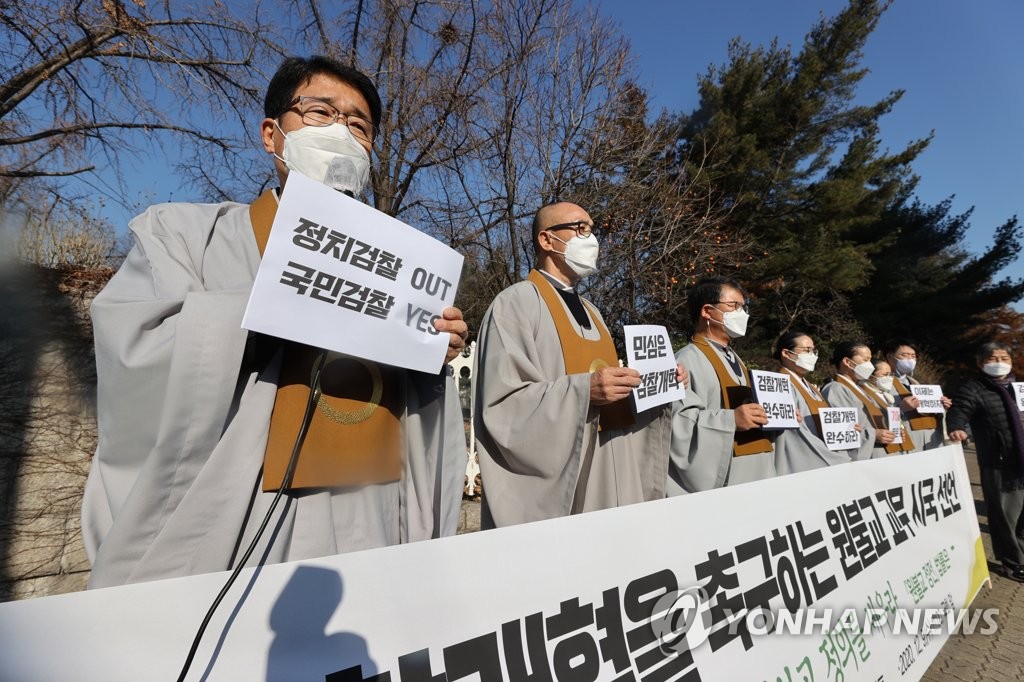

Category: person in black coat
[948, 341, 1024, 582]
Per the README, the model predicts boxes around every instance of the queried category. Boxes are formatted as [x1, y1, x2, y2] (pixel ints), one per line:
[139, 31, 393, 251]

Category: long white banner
[0, 445, 989, 681]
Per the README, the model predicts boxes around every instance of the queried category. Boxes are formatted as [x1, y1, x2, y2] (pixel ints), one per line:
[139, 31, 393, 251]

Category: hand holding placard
[623, 325, 685, 411]
[242, 173, 464, 373]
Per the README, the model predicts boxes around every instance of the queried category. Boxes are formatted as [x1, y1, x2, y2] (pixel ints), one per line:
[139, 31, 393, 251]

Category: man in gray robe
[669, 277, 772, 493]
[474, 202, 684, 527]
[885, 340, 950, 450]
[82, 56, 469, 588]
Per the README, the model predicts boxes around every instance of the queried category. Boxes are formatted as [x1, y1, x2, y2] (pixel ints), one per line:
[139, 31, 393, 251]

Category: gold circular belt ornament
[313, 355, 383, 425]
[589, 358, 609, 373]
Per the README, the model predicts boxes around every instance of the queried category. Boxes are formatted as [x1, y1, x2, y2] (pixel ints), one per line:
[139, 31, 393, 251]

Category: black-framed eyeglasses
[789, 346, 817, 355]
[545, 221, 596, 238]
[713, 300, 749, 313]
[281, 96, 376, 143]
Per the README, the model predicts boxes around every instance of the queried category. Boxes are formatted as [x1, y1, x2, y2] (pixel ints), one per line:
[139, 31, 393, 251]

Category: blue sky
[593, 0, 1024, 286]
[76, 1, 1023, 291]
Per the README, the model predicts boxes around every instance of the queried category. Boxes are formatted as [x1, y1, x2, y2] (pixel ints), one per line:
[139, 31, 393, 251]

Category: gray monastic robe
[895, 375, 946, 450]
[82, 200, 466, 588]
[473, 277, 670, 528]
[668, 340, 774, 495]
[821, 378, 884, 460]
[773, 368, 854, 475]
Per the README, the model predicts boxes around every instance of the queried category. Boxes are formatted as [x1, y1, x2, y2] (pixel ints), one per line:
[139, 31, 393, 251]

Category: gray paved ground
[459, 447, 1017, 681]
[921, 446, 1023, 682]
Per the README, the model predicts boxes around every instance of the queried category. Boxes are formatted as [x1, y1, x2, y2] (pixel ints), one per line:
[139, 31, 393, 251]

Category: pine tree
[676, 0, 929, 355]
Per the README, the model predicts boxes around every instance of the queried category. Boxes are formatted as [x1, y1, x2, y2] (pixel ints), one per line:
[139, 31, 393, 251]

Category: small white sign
[818, 407, 860, 451]
[623, 325, 684, 412]
[1012, 383, 1024, 412]
[910, 384, 945, 414]
[887, 406, 903, 443]
[749, 369, 799, 429]
[242, 172, 464, 374]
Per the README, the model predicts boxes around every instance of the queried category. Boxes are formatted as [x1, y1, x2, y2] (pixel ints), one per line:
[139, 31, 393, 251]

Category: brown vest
[783, 368, 830, 435]
[836, 375, 914, 454]
[527, 269, 634, 431]
[892, 377, 940, 431]
[249, 190, 404, 491]
[690, 335, 774, 457]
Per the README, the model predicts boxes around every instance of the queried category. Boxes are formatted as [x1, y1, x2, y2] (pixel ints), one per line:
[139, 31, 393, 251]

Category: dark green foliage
[672, 0, 1021, 375]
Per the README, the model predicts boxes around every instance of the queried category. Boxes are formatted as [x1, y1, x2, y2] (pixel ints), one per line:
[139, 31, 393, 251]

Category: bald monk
[474, 201, 686, 528]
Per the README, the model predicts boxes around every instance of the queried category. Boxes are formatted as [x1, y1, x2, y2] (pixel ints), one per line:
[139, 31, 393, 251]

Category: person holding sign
[668, 277, 774, 492]
[81, 56, 470, 588]
[772, 332, 856, 474]
[821, 342, 914, 459]
[474, 202, 686, 527]
[947, 342, 1024, 581]
[884, 340, 951, 450]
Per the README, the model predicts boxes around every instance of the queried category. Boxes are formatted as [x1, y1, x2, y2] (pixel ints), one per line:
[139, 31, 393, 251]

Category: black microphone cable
[175, 348, 329, 682]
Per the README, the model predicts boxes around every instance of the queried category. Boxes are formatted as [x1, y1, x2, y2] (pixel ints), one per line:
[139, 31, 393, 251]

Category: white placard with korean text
[750, 369, 799, 429]
[0, 446, 988, 682]
[818, 407, 860, 451]
[888, 406, 904, 443]
[1012, 383, 1024, 411]
[623, 325, 684, 412]
[909, 384, 945, 414]
[242, 172, 464, 374]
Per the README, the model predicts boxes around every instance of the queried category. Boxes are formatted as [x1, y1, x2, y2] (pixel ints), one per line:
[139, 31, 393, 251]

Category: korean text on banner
[0, 446, 989, 682]
[909, 384, 945, 414]
[241, 172, 465, 373]
[819, 407, 859, 451]
[750, 369, 798, 429]
[623, 324, 684, 411]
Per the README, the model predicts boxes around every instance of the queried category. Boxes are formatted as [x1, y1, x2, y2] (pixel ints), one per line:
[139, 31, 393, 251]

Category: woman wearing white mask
[948, 342, 1024, 582]
[772, 332, 856, 474]
[821, 341, 913, 459]
[865, 359, 897, 406]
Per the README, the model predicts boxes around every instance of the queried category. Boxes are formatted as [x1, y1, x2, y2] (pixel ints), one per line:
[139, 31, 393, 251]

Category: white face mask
[549, 233, 600, 278]
[983, 362, 1012, 378]
[894, 358, 917, 375]
[849, 359, 874, 381]
[788, 349, 818, 372]
[712, 309, 749, 339]
[277, 121, 370, 195]
[874, 376, 894, 392]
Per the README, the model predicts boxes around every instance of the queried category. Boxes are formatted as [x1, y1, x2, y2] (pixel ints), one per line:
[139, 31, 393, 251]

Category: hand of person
[941, 395, 953, 409]
[795, 407, 803, 421]
[899, 395, 920, 411]
[590, 366, 641, 406]
[734, 403, 768, 431]
[676, 364, 689, 389]
[435, 307, 469, 365]
[853, 423, 864, 432]
[876, 429, 896, 445]
[949, 430, 969, 442]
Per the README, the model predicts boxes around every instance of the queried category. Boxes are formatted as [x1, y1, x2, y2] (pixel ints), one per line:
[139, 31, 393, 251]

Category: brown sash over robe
[784, 368, 831, 435]
[690, 335, 773, 457]
[527, 269, 634, 431]
[250, 190, 403, 491]
[892, 377, 941, 431]
[836, 375, 914, 454]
